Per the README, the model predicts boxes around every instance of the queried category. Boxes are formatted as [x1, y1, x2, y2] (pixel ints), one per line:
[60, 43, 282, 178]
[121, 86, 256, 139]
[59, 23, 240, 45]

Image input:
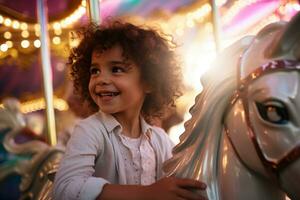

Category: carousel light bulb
[12, 20, 20, 29]
[21, 30, 30, 38]
[35, 30, 40, 37]
[60, 20, 67, 28]
[202, 3, 212, 13]
[0, 15, 3, 23]
[21, 40, 30, 48]
[34, 39, 41, 48]
[54, 98, 69, 111]
[20, 22, 28, 30]
[4, 31, 12, 39]
[4, 18, 12, 26]
[0, 44, 8, 52]
[6, 41, 13, 48]
[34, 24, 41, 32]
[52, 36, 61, 45]
[53, 22, 61, 30]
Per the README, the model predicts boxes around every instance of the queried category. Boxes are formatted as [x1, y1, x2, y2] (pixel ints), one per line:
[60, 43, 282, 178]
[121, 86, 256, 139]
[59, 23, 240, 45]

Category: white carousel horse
[164, 12, 300, 200]
[0, 98, 63, 200]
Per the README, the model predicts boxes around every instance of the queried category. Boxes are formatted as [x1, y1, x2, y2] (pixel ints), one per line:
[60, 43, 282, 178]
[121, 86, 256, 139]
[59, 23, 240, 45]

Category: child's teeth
[100, 92, 119, 96]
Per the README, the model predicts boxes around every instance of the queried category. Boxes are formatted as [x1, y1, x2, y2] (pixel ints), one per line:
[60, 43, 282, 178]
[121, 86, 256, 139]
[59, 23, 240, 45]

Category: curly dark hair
[68, 20, 183, 120]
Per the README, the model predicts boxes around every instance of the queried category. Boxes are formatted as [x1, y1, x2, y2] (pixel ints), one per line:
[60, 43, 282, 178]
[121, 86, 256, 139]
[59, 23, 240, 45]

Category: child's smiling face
[88, 45, 148, 118]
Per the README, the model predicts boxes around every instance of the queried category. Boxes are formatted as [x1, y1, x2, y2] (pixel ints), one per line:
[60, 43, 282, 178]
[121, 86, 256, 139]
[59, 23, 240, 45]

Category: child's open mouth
[97, 92, 120, 97]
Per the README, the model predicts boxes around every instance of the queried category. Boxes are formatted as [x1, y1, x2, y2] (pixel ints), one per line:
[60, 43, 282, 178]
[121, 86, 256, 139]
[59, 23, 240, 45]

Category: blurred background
[0, 0, 299, 145]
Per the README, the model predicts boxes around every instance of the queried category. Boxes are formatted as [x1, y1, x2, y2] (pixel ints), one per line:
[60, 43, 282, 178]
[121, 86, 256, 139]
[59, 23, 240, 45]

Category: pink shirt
[117, 131, 156, 185]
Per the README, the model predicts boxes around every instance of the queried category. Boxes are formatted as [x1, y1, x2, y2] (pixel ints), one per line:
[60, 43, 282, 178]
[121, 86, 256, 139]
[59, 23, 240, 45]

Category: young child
[53, 20, 207, 200]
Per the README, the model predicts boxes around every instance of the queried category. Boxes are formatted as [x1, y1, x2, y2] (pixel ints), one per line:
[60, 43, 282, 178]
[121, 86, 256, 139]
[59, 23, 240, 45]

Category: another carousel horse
[164, 12, 300, 200]
[0, 98, 63, 199]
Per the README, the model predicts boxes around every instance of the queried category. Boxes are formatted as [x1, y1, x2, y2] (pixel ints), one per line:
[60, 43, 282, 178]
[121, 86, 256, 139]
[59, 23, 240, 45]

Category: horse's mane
[163, 36, 253, 198]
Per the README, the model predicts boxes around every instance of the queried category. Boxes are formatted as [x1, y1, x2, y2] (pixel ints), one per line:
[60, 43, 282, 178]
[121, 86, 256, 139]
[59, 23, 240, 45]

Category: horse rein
[227, 59, 300, 176]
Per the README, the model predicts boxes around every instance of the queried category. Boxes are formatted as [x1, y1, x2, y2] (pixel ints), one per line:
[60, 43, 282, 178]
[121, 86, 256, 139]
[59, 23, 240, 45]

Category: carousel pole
[37, 0, 57, 146]
[210, 0, 222, 54]
[86, 0, 101, 24]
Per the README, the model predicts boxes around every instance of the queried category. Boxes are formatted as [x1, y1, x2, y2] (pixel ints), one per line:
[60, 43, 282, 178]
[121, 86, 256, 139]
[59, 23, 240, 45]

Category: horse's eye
[256, 101, 289, 125]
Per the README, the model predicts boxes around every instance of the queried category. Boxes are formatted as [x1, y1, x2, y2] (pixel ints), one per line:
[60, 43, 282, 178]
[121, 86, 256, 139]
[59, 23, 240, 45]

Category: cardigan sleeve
[52, 121, 109, 200]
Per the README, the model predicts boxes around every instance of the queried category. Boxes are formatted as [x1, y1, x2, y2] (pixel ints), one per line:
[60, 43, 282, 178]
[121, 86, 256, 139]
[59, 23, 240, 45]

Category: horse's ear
[268, 12, 300, 58]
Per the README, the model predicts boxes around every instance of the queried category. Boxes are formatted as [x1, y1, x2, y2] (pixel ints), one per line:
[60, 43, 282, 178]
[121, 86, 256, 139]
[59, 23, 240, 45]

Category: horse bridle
[227, 59, 300, 176]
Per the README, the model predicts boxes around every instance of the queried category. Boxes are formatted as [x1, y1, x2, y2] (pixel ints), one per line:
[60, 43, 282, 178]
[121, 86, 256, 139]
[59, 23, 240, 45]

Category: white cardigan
[52, 112, 174, 200]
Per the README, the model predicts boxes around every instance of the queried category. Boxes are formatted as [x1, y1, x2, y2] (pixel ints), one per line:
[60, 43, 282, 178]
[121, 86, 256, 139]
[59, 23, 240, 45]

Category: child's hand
[145, 176, 207, 200]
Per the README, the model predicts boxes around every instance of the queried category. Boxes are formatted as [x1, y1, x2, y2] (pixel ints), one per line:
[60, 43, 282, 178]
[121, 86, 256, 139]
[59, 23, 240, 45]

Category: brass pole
[37, 0, 57, 146]
[210, 0, 222, 53]
[87, 0, 101, 24]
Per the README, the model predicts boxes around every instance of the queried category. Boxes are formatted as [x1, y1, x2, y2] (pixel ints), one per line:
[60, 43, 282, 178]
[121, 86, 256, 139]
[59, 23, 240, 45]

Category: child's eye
[90, 67, 100, 75]
[112, 66, 125, 73]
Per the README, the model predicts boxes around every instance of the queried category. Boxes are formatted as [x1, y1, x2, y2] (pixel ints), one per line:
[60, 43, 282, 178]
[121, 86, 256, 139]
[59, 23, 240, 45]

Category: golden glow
[0, 15, 3, 23]
[21, 40, 30, 48]
[186, 3, 211, 24]
[3, 31, 12, 39]
[182, 41, 216, 92]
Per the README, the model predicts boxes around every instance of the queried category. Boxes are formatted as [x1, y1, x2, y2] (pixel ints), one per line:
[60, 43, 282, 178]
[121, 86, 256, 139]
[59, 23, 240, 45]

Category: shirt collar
[140, 117, 152, 139]
[97, 111, 152, 137]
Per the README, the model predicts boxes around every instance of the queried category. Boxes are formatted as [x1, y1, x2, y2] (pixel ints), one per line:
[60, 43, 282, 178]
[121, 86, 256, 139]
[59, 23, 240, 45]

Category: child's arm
[98, 177, 207, 200]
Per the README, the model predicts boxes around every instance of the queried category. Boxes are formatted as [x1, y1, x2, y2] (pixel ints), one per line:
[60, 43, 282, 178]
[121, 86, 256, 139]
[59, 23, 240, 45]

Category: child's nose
[97, 73, 111, 85]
